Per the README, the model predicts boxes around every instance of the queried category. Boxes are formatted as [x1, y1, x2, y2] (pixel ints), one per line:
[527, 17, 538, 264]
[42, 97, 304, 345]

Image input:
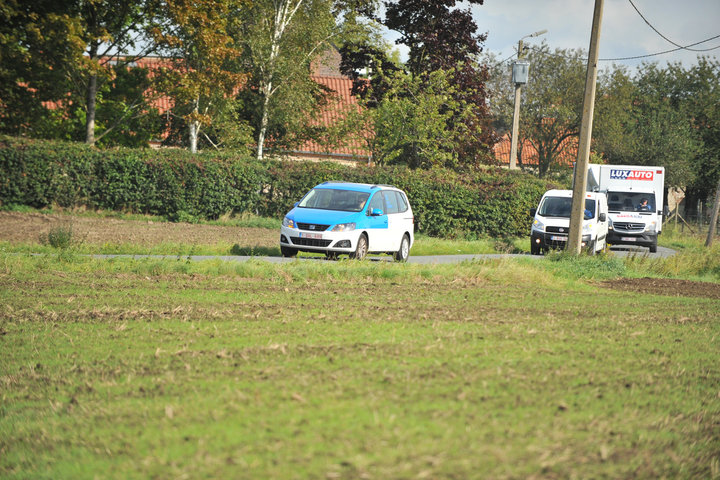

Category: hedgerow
[0, 136, 561, 238]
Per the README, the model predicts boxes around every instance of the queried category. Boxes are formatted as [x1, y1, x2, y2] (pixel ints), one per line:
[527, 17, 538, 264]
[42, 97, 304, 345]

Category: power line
[599, 33, 720, 61]
[524, 32, 720, 64]
[491, 2, 720, 65]
[628, 0, 719, 52]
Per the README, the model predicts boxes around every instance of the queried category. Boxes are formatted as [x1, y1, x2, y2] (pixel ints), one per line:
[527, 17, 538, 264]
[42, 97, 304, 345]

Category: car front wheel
[393, 234, 410, 262]
[350, 234, 368, 260]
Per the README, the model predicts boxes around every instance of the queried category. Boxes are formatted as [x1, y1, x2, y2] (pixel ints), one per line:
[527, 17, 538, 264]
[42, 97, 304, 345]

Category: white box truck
[530, 189, 609, 255]
[586, 164, 665, 253]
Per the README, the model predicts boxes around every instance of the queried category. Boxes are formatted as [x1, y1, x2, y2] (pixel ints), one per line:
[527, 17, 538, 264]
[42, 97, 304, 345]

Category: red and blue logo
[610, 169, 654, 181]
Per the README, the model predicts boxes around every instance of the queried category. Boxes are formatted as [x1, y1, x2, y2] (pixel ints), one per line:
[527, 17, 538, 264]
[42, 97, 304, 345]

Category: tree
[76, 0, 161, 145]
[0, 0, 165, 146]
[664, 58, 720, 210]
[341, 0, 495, 168]
[592, 62, 702, 190]
[153, 0, 251, 153]
[336, 67, 474, 168]
[486, 44, 586, 177]
[237, 0, 348, 159]
[0, 0, 81, 136]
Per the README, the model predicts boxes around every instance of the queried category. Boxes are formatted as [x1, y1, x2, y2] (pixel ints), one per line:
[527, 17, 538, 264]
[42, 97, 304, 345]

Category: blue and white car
[280, 182, 414, 261]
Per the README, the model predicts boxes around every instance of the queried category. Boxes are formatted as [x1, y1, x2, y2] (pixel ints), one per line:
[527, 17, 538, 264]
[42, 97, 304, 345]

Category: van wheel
[281, 246, 297, 258]
[531, 241, 541, 255]
[394, 234, 410, 262]
[350, 234, 368, 260]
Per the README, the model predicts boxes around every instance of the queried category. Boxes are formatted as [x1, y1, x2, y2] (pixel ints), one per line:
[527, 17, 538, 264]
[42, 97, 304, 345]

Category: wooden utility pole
[568, 0, 604, 254]
[509, 30, 546, 170]
[509, 39, 525, 170]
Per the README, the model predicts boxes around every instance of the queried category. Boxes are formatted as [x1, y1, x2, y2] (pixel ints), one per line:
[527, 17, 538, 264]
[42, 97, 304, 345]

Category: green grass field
[1, 250, 719, 479]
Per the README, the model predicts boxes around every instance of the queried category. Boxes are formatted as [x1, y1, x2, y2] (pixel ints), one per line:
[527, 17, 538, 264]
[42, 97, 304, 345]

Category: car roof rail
[371, 184, 397, 189]
[321, 180, 350, 185]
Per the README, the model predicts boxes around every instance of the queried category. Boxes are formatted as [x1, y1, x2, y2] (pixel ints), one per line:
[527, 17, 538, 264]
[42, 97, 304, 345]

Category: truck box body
[586, 164, 665, 252]
[530, 189, 609, 255]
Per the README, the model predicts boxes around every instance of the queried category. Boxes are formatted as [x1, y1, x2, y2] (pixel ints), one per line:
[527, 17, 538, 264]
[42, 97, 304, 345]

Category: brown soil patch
[600, 277, 720, 299]
[0, 211, 277, 247]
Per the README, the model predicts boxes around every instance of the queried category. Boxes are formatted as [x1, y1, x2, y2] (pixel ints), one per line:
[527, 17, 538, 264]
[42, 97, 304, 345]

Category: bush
[0, 136, 561, 238]
[39, 225, 74, 249]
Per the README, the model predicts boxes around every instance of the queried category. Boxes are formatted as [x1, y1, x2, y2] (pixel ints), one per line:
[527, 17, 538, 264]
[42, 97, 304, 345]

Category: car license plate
[550, 235, 567, 241]
[621, 237, 637, 242]
[299, 232, 322, 239]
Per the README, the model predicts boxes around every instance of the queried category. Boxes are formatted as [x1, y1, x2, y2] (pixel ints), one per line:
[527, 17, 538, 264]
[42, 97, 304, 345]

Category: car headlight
[532, 219, 545, 232]
[645, 221, 656, 232]
[331, 222, 356, 232]
[282, 217, 294, 228]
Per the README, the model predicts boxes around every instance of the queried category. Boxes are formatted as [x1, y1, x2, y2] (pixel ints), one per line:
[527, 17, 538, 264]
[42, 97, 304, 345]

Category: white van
[586, 164, 665, 253]
[530, 189, 609, 255]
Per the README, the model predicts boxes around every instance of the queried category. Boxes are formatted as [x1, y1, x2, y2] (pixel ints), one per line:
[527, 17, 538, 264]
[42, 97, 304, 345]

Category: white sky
[475, 0, 720, 68]
[384, 0, 720, 69]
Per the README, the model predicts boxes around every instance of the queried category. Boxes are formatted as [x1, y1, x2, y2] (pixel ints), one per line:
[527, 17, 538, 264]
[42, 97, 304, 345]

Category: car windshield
[298, 188, 370, 212]
[538, 197, 595, 219]
[607, 192, 656, 212]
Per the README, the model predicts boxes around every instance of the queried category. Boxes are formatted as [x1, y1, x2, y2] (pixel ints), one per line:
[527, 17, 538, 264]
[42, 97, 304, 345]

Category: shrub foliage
[0, 137, 559, 237]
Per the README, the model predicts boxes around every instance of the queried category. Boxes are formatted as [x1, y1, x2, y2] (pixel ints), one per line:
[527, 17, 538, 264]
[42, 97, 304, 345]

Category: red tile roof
[292, 75, 370, 160]
[493, 133, 578, 168]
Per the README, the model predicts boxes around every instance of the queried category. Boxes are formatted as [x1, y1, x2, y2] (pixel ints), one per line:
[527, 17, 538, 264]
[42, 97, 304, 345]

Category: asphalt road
[89, 245, 675, 264]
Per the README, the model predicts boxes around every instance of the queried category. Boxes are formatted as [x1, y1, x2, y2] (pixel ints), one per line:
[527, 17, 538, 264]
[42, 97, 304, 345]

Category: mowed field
[1, 212, 719, 479]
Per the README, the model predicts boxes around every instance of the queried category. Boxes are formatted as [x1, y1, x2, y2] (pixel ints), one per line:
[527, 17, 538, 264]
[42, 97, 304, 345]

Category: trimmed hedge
[0, 136, 561, 238]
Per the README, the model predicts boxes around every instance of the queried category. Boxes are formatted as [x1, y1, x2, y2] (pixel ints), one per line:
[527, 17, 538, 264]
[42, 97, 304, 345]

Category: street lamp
[509, 29, 547, 170]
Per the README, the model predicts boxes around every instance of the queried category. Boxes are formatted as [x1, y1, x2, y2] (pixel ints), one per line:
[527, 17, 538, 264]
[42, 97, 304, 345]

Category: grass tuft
[38, 224, 75, 249]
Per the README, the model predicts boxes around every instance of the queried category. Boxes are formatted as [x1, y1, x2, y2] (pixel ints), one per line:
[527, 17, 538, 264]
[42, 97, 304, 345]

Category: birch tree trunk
[85, 43, 99, 145]
[256, 88, 271, 159]
[255, 0, 304, 160]
[189, 96, 200, 154]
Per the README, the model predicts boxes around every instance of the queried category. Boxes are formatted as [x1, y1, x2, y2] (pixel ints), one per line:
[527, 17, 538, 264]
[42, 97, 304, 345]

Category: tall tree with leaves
[341, 0, 495, 167]
[237, 0, 356, 159]
[334, 67, 475, 168]
[77, 0, 161, 145]
[0, 0, 164, 145]
[154, 0, 251, 153]
[661, 58, 720, 209]
[0, 0, 74, 136]
[485, 45, 586, 177]
[592, 62, 702, 190]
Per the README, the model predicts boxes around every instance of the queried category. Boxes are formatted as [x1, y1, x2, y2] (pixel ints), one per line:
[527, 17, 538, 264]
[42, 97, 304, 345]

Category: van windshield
[538, 197, 596, 219]
[298, 188, 370, 212]
[606, 192, 656, 212]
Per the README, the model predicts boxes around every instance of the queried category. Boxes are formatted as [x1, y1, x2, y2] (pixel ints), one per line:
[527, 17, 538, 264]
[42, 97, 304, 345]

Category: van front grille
[613, 222, 644, 232]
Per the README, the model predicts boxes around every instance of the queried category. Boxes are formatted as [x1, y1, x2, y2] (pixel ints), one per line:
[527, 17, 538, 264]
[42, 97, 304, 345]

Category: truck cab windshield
[538, 197, 596, 219]
[607, 192, 656, 212]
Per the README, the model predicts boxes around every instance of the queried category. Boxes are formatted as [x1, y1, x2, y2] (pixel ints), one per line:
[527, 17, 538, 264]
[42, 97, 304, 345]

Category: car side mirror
[370, 208, 384, 216]
[599, 213, 606, 222]
[530, 208, 536, 217]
